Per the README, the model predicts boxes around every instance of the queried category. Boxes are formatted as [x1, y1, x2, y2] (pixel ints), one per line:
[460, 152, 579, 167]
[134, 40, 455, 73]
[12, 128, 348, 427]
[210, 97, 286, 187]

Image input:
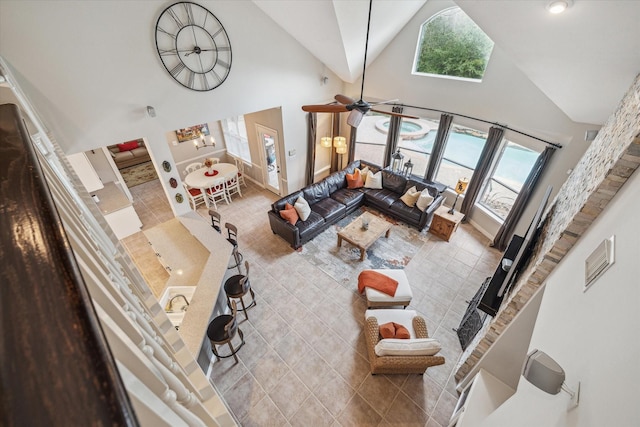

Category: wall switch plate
[288, 149, 296, 156]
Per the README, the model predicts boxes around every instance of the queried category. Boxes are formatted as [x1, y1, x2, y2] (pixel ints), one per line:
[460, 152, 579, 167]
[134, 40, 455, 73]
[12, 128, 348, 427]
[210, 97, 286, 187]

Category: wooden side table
[429, 205, 465, 242]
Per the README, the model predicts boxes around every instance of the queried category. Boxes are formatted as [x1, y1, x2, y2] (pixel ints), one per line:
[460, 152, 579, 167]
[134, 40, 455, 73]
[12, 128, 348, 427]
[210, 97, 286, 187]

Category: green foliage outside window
[415, 7, 494, 80]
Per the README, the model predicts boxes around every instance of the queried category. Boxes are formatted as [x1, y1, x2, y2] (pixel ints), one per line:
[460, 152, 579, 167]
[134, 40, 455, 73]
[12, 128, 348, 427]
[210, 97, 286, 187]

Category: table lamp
[448, 178, 469, 214]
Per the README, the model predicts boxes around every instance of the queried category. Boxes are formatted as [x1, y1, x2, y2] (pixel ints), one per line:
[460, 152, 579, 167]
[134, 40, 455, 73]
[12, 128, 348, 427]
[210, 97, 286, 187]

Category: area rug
[120, 161, 158, 187]
[298, 206, 430, 286]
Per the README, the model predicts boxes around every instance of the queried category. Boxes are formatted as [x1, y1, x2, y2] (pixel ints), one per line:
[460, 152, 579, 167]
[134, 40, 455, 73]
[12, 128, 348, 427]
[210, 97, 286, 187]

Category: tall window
[221, 116, 251, 163]
[479, 141, 541, 219]
[396, 117, 441, 177]
[414, 7, 494, 81]
[435, 124, 487, 188]
[354, 113, 388, 166]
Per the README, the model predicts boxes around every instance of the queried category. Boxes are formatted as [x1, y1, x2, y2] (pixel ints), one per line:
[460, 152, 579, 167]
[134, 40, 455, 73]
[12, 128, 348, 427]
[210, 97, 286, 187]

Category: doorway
[256, 124, 282, 195]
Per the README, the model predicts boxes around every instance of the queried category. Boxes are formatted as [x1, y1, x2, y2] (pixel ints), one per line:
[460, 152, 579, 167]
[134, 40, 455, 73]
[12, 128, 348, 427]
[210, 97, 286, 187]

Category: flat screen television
[497, 185, 553, 298]
[478, 185, 553, 316]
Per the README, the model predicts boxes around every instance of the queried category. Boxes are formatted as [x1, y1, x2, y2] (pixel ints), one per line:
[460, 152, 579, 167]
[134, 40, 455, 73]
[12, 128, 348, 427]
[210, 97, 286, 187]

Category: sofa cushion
[279, 203, 299, 225]
[325, 169, 347, 193]
[343, 160, 361, 175]
[375, 338, 442, 356]
[130, 147, 148, 158]
[331, 187, 365, 210]
[302, 180, 330, 205]
[404, 180, 439, 196]
[382, 171, 407, 194]
[112, 151, 134, 162]
[297, 211, 325, 239]
[364, 188, 398, 209]
[388, 200, 422, 223]
[365, 309, 417, 339]
[364, 170, 383, 189]
[310, 197, 346, 223]
[294, 196, 311, 221]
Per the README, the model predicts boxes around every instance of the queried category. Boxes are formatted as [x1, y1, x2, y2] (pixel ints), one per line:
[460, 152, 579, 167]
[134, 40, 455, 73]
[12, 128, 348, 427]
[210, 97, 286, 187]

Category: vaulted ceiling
[253, 0, 640, 125]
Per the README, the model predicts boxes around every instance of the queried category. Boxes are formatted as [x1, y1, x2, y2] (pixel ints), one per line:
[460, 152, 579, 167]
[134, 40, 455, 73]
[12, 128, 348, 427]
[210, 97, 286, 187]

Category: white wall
[1, 0, 599, 227]
[346, 0, 596, 238]
[0, 0, 342, 213]
[479, 168, 640, 426]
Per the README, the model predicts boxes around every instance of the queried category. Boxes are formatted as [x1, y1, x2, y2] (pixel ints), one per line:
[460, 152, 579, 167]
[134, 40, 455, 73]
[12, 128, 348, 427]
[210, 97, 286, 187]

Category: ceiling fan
[302, 0, 418, 127]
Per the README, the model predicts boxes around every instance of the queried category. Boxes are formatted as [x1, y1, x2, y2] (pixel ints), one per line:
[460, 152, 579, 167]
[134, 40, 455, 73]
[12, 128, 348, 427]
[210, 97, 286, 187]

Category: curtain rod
[397, 103, 563, 149]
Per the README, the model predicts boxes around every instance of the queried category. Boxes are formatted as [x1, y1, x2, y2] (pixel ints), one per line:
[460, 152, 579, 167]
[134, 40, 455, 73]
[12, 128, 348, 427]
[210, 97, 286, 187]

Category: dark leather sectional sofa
[267, 160, 446, 249]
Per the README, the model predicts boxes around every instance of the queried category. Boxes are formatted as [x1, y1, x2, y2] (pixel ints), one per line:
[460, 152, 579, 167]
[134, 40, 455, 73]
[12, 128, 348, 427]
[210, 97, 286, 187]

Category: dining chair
[225, 173, 242, 200]
[206, 301, 244, 363]
[233, 157, 246, 187]
[206, 179, 229, 209]
[223, 261, 255, 321]
[182, 182, 206, 210]
[184, 162, 204, 177]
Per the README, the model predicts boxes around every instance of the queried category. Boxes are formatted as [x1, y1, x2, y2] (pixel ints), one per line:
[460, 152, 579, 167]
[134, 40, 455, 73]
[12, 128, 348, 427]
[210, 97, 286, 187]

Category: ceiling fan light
[546, 0, 572, 14]
[347, 110, 364, 128]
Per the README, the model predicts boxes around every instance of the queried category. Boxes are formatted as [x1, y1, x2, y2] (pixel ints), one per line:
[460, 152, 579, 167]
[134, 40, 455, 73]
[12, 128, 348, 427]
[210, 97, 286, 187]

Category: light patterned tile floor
[121, 178, 501, 426]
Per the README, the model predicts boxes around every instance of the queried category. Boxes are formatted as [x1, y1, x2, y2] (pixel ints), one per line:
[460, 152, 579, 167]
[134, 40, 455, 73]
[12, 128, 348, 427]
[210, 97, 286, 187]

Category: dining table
[184, 162, 238, 208]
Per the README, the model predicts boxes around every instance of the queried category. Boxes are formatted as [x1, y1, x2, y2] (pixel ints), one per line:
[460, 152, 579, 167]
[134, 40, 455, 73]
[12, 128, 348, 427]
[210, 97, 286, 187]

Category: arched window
[413, 7, 494, 81]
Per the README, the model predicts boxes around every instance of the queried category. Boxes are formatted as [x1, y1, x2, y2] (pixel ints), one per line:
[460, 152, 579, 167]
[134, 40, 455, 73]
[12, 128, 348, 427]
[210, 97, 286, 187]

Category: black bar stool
[207, 301, 244, 363]
[223, 260, 256, 321]
[225, 222, 243, 269]
[208, 209, 221, 233]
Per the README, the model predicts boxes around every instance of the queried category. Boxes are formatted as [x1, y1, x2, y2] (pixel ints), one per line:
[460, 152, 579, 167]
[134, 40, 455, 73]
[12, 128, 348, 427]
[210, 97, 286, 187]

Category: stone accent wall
[455, 74, 640, 382]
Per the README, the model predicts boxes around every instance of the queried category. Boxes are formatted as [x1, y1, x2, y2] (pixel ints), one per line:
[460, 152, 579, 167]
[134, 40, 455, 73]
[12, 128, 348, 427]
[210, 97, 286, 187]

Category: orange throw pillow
[379, 322, 396, 339]
[394, 323, 410, 339]
[346, 169, 364, 189]
[279, 203, 299, 225]
[379, 322, 410, 339]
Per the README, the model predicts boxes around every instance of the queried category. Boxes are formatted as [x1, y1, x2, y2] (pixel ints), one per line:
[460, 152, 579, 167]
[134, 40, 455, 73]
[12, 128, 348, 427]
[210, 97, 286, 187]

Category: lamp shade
[320, 137, 332, 148]
[336, 145, 347, 154]
[333, 136, 346, 148]
[455, 178, 469, 195]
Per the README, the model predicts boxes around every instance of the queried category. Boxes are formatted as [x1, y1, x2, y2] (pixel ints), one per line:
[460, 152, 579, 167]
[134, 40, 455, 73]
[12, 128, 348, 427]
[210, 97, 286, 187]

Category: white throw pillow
[400, 186, 420, 207]
[294, 196, 311, 221]
[358, 166, 370, 178]
[374, 338, 442, 357]
[416, 189, 435, 212]
[364, 170, 383, 189]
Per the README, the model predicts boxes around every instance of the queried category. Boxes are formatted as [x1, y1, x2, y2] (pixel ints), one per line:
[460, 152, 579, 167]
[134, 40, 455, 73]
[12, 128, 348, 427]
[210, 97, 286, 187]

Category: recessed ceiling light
[547, 0, 574, 14]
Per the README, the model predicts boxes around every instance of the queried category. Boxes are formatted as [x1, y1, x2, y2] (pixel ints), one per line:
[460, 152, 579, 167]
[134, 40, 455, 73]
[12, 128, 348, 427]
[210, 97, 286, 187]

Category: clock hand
[184, 47, 216, 56]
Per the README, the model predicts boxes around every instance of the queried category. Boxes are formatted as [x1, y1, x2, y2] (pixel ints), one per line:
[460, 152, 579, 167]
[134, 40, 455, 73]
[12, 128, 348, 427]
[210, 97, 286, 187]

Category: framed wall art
[176, 123, 210, 142]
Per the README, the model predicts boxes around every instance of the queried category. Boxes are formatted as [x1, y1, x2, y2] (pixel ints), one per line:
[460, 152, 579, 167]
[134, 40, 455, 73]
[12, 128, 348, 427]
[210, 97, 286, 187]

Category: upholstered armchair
[364, 310, 445, 375]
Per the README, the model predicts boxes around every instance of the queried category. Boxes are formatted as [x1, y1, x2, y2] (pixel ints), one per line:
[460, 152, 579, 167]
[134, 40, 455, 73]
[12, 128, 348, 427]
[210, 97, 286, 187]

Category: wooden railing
[0, 103, 139, 425]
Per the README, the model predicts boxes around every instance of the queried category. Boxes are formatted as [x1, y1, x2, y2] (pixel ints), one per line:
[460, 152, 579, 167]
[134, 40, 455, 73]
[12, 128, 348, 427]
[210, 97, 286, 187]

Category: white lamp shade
[336, 145, 347, 154]
[333, 136, 346, 147]
[320, 137, 332, 148]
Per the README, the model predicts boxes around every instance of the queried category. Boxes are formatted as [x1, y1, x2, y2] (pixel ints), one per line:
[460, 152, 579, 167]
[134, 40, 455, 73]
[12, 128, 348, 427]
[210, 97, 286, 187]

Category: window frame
[477, 136, 543, 221]
[412, 6, 494, 82]
[221, 116, 251, 163]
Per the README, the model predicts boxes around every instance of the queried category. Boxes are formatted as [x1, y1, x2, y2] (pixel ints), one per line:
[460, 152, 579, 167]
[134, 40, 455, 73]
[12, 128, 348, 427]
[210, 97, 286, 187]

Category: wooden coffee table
[337, 212, 392, 261]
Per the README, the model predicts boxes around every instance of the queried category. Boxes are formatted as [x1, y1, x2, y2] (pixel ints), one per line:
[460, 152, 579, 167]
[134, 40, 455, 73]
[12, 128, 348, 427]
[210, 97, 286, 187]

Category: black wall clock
[155, 2, 232, 91]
